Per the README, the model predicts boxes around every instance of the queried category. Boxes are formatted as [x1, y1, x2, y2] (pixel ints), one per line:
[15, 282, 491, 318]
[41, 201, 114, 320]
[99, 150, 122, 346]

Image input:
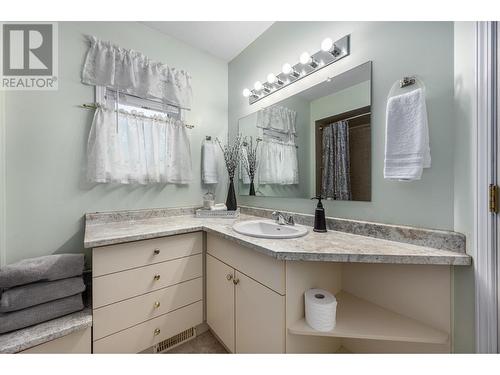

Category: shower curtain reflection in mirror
[321, 120, 352, 200]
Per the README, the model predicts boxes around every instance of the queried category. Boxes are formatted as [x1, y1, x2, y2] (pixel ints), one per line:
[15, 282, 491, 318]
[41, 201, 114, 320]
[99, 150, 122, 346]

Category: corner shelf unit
[288, 291, 449, 344]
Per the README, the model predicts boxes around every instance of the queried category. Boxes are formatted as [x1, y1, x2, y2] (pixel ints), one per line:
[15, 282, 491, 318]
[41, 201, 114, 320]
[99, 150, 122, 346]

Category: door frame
[475, 21, 499, 353]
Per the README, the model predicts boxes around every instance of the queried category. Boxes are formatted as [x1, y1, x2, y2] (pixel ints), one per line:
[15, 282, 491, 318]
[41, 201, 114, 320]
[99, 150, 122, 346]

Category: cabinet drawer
[93, 254, 202, 308]
[92, 232, 203, 277]
[93, 277, 203, 340]
[207, 235, 285, 294]
[93, 301, 203, 353]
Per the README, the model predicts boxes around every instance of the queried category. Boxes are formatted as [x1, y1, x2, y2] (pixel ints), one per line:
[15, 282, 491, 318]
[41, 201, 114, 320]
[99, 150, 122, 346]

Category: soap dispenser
[312, 196, 327, 232]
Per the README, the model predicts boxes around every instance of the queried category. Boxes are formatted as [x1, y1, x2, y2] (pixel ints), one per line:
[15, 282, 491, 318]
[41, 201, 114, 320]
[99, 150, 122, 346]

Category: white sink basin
[232, 220, 308, 239]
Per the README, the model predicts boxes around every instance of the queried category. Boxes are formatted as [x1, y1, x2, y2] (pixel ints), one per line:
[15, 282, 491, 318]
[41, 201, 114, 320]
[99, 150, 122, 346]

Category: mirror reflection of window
[257, 105, 299, 187]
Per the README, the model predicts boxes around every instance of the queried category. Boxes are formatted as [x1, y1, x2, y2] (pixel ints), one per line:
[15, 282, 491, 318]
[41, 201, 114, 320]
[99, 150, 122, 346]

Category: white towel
[210, 203, 227, 211]
[165, 122, 193, 184]
[384, 88, 431, 181]
[239, 148, 251, 184]
[202, 140, 218, 184]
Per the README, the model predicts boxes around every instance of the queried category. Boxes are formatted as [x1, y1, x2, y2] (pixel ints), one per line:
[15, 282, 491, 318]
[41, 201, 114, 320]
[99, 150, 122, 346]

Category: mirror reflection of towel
[239, 148, 251, 184]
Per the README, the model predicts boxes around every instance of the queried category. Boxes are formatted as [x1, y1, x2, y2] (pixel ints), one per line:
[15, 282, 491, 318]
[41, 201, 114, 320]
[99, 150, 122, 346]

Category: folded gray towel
[0, 277, 85, 313]
[0, 294, 83, 334]
[0, 254, 84, 289]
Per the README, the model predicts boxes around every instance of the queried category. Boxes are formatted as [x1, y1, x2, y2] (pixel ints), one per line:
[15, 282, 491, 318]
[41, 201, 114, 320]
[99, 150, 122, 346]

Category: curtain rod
[319, 111, 371, 130]
[79, 103, 195, 129]
[343, 111, 371, 122]
[255, 136, 299, 149]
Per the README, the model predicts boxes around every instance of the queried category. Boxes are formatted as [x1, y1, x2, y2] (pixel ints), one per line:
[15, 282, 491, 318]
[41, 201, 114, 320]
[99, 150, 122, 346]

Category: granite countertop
[84, 213, 471, 266]
[0, 308, 92, 354]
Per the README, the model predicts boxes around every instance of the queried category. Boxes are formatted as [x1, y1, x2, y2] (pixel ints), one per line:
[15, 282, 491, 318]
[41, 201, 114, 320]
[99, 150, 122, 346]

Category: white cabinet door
[235, 271, 285, 353]
[206, 254, 235, 352]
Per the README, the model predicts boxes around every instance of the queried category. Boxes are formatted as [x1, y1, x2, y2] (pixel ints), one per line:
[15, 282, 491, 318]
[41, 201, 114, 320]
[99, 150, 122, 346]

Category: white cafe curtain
[87, 107, 193, 185]
[258, 140, 299, 185]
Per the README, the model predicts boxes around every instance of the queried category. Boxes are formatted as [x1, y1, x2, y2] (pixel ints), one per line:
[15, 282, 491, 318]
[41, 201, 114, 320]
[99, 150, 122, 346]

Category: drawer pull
[154, 301, 161, 309]
[153, 274, 161, 281]
[154, 328, 161, 336]
[233, 278, 240, 285]
[153, 248, 160, 255]
[226, 274, 233, 281]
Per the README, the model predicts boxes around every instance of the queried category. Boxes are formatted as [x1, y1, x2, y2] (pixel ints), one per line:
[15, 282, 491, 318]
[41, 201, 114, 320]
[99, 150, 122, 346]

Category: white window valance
[256, 105, 297, 135]
[81, 36, 193, 110]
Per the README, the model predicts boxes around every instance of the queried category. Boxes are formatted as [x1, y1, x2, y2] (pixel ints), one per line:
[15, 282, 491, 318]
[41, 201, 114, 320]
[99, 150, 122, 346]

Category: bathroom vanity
[84, 207, 470, 354]
[91, 233, 203, 353]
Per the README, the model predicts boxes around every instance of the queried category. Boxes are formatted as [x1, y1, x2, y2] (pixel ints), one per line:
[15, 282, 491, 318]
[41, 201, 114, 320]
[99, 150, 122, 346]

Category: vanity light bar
[242, 34, 350, 105]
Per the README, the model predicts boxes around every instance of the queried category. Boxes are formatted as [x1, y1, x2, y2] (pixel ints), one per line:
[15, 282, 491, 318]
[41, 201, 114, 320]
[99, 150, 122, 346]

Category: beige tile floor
[166, 330, 228, 354]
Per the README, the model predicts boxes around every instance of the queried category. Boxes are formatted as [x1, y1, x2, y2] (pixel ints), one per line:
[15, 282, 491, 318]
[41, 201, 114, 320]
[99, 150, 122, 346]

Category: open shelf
[288, 291, 449, 344]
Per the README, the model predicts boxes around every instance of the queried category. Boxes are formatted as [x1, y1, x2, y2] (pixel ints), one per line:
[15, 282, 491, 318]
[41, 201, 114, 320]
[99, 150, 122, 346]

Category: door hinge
[489, 184, 498, 213]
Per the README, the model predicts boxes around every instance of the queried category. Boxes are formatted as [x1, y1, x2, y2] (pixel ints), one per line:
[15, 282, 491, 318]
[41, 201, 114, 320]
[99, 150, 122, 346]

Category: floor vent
[154, 327, 196, 353]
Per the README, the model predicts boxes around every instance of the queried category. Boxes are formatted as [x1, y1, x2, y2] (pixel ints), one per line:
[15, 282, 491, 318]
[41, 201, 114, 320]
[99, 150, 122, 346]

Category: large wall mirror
[238, 61, 372, 201]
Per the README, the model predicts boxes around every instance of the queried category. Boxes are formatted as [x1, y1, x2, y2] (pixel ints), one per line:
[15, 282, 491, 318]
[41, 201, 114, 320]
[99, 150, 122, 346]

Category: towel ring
[387, 76, 425, 100]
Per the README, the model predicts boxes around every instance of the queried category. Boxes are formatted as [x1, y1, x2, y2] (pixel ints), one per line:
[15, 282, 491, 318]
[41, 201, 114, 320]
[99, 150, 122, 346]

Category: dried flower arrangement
[216, 134, 243, 179]
[216, 135, 243, 210]
[242, 137, 261, 196]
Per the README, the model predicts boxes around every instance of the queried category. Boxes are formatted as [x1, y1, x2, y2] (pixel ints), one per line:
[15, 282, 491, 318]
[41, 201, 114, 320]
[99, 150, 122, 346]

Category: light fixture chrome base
[248, 34, 350, 104]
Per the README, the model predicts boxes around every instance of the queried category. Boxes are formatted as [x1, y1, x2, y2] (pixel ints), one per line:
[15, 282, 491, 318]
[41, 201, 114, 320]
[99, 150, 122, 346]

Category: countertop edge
[204, 228, 472, 266]
[0, 309, 92, 354]
[84, 226, 204, 248]
[85, 221, 472, 266]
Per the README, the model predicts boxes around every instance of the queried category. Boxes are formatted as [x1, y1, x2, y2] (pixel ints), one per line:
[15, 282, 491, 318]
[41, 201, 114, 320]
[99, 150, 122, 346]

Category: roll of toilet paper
[305, 288, 337, 332]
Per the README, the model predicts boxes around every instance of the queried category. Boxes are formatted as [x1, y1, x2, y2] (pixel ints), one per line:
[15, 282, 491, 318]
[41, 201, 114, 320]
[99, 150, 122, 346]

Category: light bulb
[321, 37, 333, 52]
[299, 52, 312, 65]
[267, 73, 277, 84]
[282, 63, 293, 75]
[242, 88, 251, 97]
[254, 81, 263, 91]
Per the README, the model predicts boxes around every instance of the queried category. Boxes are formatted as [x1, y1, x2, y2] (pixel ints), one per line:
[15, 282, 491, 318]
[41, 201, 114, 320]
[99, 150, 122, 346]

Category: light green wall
[229, 22, 455, 230]
[452, 21, 476, 353]
[4, 22, 228, 266]
[310, 80, 371, 121]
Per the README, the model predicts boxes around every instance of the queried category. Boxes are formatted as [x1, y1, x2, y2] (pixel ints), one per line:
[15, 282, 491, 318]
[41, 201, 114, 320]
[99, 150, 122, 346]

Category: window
[87, 86, 193, 185]
[95, 86, 182, 119]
